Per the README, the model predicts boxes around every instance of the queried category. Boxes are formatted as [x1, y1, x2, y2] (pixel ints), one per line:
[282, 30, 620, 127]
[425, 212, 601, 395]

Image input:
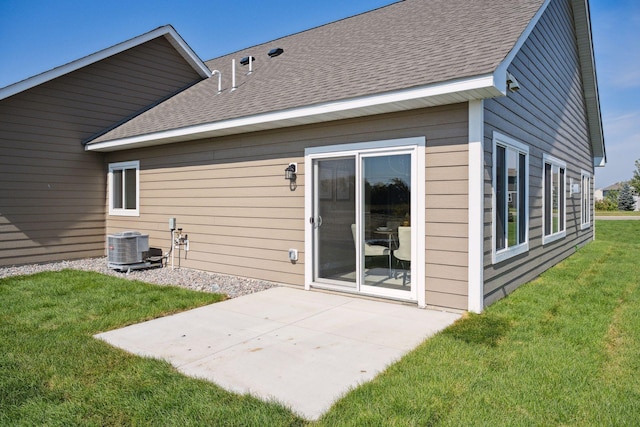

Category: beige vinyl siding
[106, 103, 469, 310]
[0, 37, 204, 266]
[425, 142, 469, 310]
[482, 0, 594, 305]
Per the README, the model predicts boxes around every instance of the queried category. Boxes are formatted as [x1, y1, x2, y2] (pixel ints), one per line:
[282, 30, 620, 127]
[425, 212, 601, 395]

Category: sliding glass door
[308, 139, 422, 302]
[312, 157, 357, 287]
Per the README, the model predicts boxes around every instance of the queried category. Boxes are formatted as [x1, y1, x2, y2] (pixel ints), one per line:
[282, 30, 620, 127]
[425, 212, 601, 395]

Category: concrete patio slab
[95, 287, 460, 420]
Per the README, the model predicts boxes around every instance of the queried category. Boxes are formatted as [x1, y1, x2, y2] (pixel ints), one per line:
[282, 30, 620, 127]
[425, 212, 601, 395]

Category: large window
[581, 171, 592, 229]
[542, 155, 566, 244]
[109, 161, 139, 216]
[493, 133, 529, 263]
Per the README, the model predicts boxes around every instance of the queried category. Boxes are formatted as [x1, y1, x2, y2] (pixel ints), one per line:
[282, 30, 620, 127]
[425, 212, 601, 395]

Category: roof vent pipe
[231, 59, 237, 92]
[211, 70, 221, 94]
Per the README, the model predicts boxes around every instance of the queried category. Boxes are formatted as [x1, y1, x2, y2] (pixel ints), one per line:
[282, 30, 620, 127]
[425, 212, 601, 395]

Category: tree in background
[630, 159, 640, 195]
[595, 198, 617, 211]
[617, 183, 636, 211]
[605, 188, 620, 207]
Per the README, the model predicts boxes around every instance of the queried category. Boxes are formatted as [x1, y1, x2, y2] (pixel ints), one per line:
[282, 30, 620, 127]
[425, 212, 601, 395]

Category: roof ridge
[204, 1, 402, 62]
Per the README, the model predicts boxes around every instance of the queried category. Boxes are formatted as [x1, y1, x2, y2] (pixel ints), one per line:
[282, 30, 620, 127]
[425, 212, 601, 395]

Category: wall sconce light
[507, 72, 520, 92]
[285, 163, 297, 181]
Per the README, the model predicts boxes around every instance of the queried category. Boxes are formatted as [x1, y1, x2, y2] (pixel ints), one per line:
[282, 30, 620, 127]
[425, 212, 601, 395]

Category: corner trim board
[468, 100, 484, 313]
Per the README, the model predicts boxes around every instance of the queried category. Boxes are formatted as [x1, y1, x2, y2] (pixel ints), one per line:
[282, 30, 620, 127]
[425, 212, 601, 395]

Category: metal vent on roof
[240, 56, 255, 66]
[268, 48, 284, 58]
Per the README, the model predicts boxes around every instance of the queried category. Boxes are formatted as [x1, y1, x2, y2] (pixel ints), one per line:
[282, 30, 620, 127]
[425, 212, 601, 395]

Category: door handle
[309, 216, 323, 228]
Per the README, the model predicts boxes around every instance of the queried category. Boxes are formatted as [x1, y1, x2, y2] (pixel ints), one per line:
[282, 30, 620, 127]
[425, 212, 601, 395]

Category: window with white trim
[542, 155, 566, 244]
[581, 171, 592, 229]
[109, 161, 139, 216]
[493, 133, 529, 263]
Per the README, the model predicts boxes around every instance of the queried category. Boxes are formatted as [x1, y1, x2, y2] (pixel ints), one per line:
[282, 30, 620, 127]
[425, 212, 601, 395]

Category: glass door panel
[309, 144, 418, 302]
[361, 154, 412, 291]
[313, 157, 356, 286]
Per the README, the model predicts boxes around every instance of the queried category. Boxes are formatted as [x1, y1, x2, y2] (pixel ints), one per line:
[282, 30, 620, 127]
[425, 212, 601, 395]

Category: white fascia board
[0, 25, 210, 101]
[163, 26, 212, 79]
[493, 0, 552, 90]
[495, 0, 605, 167]
[572, 0, 606, 165]
[86, 73, 502, 152]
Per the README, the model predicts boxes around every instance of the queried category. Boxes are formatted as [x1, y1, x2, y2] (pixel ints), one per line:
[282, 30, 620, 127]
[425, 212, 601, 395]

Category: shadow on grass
[442, 313, 512, 347]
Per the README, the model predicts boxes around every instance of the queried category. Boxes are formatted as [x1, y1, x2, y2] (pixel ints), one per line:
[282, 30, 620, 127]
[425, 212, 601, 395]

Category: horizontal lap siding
[483, 0, 594, 305]
[0, 37, 203, 266]
[425, 123, 469, 310]
[106, 104, 469, 310]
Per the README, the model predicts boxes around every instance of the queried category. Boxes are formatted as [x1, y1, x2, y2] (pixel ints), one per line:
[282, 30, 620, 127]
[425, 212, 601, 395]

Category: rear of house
[0, 0, 605, 313]
[0, 27, 209, 266]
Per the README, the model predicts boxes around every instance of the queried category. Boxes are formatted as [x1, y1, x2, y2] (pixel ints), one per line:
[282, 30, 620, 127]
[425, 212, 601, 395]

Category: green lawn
[0, 272, 303, 426]
[595, 210, 640, 216]
[2, 220, 639, 425]
[319, 221, 640, 425]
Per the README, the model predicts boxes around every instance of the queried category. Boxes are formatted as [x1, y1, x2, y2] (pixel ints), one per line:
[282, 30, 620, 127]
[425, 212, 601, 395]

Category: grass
[0, 271, 304, 426]
[595, 210, 640, 216]
[2, 220, 639, 425]
[318, 220, 640, 425]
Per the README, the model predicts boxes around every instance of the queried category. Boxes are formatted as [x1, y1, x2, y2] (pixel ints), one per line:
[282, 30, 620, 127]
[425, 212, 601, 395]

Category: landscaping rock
[0, 257, 279, 298]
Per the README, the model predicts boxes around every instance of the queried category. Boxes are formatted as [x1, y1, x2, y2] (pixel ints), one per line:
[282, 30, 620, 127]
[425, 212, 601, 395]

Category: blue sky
[0, 0, 637, 188]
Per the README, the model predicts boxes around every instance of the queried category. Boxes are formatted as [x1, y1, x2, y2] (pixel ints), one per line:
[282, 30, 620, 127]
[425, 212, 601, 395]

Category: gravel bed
[0, 257, 280, 298]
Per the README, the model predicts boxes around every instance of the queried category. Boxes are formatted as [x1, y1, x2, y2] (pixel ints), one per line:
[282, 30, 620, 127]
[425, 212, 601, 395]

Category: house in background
[0, 0, 605, 313]
[600, 182, 624, 199]
[595, 182, 639, 210]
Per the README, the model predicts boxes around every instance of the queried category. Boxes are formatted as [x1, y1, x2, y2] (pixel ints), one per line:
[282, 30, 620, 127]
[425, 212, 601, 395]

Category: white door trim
[304, 136, 426, 306]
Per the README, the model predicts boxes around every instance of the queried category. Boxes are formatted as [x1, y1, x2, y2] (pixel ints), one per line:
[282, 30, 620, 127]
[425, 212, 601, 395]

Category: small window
[109, 161, 139, 216]
[542, 155, 566, 244]
[493, 132, 529, 263]
[581, 171, 592, 229]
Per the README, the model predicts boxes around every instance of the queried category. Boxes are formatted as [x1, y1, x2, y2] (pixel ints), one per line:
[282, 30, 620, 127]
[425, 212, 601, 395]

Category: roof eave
[494, 0, 605, 168]
[572, 0, 606, 167]
[85, 74, 504, 152]
[0, 25, 211, 101]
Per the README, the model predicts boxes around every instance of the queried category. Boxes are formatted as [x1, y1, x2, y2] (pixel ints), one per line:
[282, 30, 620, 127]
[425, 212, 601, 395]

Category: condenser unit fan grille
[107, 231, 149, 265]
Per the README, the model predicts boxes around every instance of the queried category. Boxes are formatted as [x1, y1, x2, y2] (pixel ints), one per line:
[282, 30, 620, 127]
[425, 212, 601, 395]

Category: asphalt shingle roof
[91, 0, 546, 144]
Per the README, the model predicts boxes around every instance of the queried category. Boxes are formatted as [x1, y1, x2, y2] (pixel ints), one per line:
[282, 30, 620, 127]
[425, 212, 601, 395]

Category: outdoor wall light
[285, 163, 297, 181]
[507, 72, 521, 92]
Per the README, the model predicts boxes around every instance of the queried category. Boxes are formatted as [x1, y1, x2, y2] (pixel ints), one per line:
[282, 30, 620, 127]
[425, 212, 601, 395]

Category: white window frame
[492, 132, 529, 264]
[581, 170, 592, 229]
[108, 160, 140, 216]
[542, 154, 567, 245]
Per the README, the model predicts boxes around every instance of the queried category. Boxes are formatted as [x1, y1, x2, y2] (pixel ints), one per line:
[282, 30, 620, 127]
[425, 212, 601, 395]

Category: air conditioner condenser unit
[107, 231, 152, 271]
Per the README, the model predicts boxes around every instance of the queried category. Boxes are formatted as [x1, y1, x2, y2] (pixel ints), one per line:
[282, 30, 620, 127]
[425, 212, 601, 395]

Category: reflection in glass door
[313, 157, 356, 286]
[361, 154, 412, 292]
